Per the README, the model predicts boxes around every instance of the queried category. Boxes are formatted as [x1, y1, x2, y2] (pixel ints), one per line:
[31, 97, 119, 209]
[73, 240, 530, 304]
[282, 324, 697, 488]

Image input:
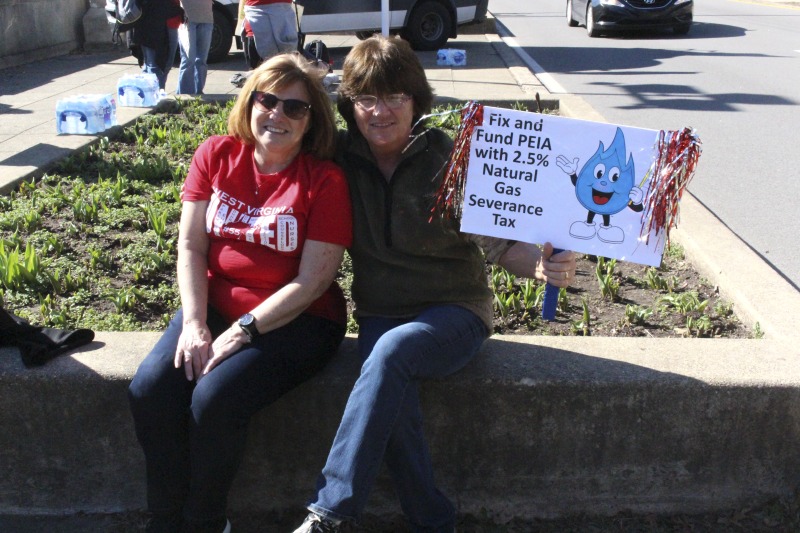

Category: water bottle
[56, 98, 89, 134]
[117, 73, 160, 107]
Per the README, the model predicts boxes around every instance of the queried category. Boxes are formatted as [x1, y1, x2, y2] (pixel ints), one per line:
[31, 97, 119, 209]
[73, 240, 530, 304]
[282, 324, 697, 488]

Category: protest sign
[455, 105, 684, 267]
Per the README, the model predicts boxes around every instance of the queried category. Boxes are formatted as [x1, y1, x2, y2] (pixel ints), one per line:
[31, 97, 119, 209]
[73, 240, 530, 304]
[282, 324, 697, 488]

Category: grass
[0, 98, 756, 339]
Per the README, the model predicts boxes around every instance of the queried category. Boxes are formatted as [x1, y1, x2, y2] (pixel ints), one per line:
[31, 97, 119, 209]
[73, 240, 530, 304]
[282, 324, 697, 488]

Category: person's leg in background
[162, 26, 179, 91]
[178, 22, 212, 95]
[141, 45, 167, 90]
[192, 22, 213, 94]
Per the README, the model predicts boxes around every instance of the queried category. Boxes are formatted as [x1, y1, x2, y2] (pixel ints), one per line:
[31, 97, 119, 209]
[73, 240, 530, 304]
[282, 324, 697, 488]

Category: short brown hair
[337, 35, 433, 132]
[228, 53, 336, 159]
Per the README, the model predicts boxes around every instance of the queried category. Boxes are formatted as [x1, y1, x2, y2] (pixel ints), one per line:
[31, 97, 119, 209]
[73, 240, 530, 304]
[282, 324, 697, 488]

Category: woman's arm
[202, 239, 346, 375]
[173, 200, 213, 380]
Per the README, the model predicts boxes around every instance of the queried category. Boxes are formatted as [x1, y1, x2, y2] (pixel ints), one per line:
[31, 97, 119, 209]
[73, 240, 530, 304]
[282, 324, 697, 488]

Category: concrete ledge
[1, 333, 799, 521]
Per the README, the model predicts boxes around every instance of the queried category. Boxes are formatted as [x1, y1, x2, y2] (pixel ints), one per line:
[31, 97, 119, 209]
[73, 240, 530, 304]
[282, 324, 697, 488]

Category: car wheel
[586, 4, 600, 37]
[402, 1, 452, 51]
[673, 22, 692, 35]
[566, 0, 578, 27]
[208, 9, 234, 63]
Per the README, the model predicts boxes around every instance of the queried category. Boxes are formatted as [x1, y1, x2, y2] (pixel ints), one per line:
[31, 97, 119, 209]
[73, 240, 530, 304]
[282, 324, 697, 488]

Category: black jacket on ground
[0, 308, 94, 367]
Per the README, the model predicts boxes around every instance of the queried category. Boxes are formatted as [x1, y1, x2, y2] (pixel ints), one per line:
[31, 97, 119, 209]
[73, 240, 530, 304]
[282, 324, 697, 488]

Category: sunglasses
[250, 91, 311, 120]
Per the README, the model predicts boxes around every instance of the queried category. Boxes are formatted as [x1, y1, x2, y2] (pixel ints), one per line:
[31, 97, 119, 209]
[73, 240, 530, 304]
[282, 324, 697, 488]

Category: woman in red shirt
[129, 53, 352, 533]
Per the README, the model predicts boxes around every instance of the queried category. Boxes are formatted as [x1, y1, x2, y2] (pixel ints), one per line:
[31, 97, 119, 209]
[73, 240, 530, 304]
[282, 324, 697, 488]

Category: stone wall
[0, 0, 90, 69]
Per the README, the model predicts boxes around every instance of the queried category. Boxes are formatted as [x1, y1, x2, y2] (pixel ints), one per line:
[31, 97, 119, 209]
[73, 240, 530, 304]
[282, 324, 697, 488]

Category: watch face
[239, 313, 255, 326]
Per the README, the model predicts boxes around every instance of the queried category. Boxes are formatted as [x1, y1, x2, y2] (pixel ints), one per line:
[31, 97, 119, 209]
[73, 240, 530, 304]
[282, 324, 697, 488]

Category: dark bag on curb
[302, 39, 332, 73]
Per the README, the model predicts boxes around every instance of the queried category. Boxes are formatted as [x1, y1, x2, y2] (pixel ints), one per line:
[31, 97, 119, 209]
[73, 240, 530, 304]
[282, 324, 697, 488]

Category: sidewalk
[0, 31, 547, 195]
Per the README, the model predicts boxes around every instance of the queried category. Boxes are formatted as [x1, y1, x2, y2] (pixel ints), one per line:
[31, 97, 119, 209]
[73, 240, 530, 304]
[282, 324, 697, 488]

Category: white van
[296, 0, 490, 51]
[208, 0, 490, 62]
[209, 0, 240, 62]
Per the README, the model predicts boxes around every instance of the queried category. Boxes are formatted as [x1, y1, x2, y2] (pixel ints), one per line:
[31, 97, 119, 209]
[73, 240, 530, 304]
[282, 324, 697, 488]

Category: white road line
[493, 16, 570, 95]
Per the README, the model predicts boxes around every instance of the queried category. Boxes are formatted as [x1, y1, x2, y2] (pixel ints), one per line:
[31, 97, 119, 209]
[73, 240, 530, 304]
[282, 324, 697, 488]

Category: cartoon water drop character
[555, 127, 644, 244]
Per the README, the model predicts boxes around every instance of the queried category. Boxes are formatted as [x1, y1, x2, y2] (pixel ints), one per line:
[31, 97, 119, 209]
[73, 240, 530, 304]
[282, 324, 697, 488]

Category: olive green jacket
[336, 128, 511, 331]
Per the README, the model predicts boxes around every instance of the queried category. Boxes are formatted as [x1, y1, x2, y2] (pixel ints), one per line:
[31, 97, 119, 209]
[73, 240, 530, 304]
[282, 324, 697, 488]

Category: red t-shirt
[182, 136, 352, 325]
[167, 0, 182, 29]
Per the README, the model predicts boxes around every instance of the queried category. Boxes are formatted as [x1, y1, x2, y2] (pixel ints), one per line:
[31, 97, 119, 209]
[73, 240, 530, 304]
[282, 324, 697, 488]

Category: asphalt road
[489, 0, 800, 289]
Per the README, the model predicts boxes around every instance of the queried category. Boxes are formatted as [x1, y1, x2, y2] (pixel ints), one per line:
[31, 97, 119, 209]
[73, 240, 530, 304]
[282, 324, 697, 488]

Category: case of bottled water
[436, 49, 467, 67]
[116, 73, 161, 107]
[55, 94, 117, 135]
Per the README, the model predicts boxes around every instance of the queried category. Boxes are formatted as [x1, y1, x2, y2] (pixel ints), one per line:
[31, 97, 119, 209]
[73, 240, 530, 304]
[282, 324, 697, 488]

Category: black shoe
[292, 512, 340, 533]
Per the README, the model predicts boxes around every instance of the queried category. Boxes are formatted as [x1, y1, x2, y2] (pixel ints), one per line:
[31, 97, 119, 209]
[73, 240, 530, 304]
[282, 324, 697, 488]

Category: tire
[402, 1, 452, 51]
[208, 9, 234, 63]
[673, 22, 692, 35]
[567, 0, 578, 27]
[586, 4, 600, 37]
[355, 31, 376, 40]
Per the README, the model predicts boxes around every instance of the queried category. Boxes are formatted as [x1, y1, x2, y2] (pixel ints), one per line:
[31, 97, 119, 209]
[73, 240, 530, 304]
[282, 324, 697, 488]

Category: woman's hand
[202, 325, 250, 377]
[174, 319, 213, 381]
[497, 241, 577, 287]
[535, 243, 577, 288]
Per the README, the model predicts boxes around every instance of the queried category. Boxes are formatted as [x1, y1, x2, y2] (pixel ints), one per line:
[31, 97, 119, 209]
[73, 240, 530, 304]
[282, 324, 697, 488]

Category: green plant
[644, 267, 673, 292]
[656, 291, 708, 315]
[596, 257, 619, 300]
[624, 304, 653, 326]
[663, 242, 685, 262]
[714, 300, 734, 318]
[107, 286, 145, 313]
[570, 297, 591, 336]
[87, 245, 111, 270]
[686, 314, 712, 337]
[0, 241, 44, 291]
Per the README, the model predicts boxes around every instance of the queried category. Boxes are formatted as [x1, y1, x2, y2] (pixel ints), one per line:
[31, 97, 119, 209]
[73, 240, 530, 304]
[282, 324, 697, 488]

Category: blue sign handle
[541, 248, 564, 321]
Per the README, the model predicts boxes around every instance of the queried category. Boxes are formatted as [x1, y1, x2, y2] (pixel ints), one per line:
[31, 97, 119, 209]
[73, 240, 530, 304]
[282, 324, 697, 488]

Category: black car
[566, 0, 693, 37]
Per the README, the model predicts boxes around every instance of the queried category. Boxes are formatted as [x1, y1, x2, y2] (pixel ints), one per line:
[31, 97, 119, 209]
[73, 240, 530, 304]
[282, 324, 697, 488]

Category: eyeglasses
[351, 94, 411, 111]
[250, 91, 311, 120]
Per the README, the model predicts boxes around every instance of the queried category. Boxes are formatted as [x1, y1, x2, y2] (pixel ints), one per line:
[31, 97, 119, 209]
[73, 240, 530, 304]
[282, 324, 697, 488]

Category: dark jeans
[129, 307, 344, 527]
[309, 305, 489, 533]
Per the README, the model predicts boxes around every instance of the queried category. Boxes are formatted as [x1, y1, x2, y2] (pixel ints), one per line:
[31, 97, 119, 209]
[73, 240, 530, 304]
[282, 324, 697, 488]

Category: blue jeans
[308, 305, 489, 533]
[142, 27, 178, 90]
[177, 22, 213, 95]
[129, 307, 344, 527]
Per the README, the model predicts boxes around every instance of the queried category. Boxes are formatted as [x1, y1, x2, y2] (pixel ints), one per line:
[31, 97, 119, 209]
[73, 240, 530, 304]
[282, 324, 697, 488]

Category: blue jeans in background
[142, 27, 178, 90]
[177, 22, 213, 95]
[129, 307, 344, 528]
[308, 305, 489, 533]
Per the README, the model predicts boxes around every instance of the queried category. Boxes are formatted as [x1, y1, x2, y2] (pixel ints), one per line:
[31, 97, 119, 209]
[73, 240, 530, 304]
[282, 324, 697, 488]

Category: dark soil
[488, 248, 751, 339]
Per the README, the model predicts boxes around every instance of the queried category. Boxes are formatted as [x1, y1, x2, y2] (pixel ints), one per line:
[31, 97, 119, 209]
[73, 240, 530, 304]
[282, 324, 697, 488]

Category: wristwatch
[237, 313, 259, 341]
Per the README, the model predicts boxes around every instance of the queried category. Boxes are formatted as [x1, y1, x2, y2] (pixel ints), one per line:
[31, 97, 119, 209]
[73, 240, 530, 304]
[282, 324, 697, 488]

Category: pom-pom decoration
[430, 101, 484, 221]
[638, 127, 702, 247]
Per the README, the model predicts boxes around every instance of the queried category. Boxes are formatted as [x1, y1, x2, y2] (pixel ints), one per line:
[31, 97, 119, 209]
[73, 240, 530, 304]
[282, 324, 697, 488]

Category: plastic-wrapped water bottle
[56, 94, 118, 134]
[56, 99, 90, 134]
[117, 73, 161, 107]
[99, 94, 117, 130]
[436, 49, 467, 66]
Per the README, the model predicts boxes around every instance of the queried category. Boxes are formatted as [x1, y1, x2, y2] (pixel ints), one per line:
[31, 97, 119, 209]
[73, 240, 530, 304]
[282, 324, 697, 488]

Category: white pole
[381, 0, 390, 36]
